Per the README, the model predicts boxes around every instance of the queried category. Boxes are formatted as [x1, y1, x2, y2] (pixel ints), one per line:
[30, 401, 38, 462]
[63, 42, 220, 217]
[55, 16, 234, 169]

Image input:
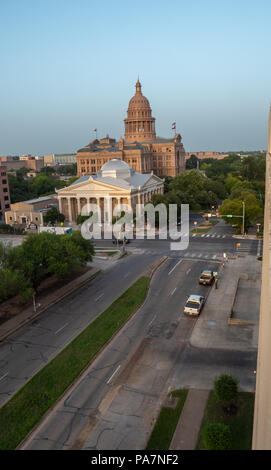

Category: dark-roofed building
[77, 80, 186, 178]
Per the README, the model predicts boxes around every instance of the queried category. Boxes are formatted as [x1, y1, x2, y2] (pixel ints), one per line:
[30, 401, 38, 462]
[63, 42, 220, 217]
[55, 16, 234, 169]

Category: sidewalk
[169, 255, 261, 450]
[0, 266, 101, 342]
[169, 389, 209, 450]
[190, 254, 261, 351]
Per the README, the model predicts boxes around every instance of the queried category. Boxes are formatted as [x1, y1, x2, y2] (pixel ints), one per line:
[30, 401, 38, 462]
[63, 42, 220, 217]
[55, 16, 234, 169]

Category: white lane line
[222, 235, 226, 238]
[168, 259, 183, 275]
[171, 287, 177, 296]
[206, 234, 210, 238]
[123, 272, 130, 278]
[0, 373, 8, 382]
[55, 323, 69, 335]
[211, 235, 215, 238]
[212, 254, 217, 259]
[107, 365, 121, 384]
[95, 293, 104, 302]
[201, 234, 205, 237]
[186, 268, 191, 275]
[191, 253, 196, 257]
[148, 314, 157, 326]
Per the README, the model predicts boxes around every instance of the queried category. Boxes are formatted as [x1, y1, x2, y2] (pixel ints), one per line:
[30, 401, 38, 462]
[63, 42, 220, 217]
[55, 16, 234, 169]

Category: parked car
[198, 270, 214, 286]
[184, 295, 205, 316]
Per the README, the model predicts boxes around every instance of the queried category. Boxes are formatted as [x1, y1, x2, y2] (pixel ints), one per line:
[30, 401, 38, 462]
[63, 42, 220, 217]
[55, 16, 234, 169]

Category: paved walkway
[0, 266, 101, 342]
[169, 389, 209, 450]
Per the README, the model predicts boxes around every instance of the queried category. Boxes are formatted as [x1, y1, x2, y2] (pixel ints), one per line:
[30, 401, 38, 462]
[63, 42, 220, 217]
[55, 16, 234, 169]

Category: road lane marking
[55, 323, 69, 335]
[148, 315, 157, 326]
[201, 234, 205, 237]
[106, 365, 121, 384]
[168, 259, 183, 275]
[212, 254, 217, 259]
[222, 235, 226, 238]
[186, 268, 191, 275]
[206, 234, 210, 238]
[0, 373, 8, 382]
[95, 293, 104, 302]
[123, 272, 130, 278]
[170, 287, 177, 296]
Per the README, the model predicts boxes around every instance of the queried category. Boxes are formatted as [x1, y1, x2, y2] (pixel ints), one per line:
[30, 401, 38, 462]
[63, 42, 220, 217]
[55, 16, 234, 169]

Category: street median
[0, 276, 151, 450]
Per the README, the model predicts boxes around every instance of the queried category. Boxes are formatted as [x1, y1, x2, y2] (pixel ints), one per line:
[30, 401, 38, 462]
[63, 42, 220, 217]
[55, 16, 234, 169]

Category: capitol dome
[128, 80, 151, 110]
[124, 79, 156, 143]
[99, 158, 134, 179]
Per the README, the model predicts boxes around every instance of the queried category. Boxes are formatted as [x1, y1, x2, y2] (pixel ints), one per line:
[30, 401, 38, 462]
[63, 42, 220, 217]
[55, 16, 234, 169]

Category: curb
[0, 269, 101, 343]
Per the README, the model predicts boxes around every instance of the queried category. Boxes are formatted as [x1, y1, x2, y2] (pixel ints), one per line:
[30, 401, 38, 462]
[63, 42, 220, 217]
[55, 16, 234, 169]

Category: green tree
[0, 268, 32, 303]
[43, 207, 65, 226]
[214, 374, 238, 404]
[186, 154, 198, 169]
[7, 232, 94, 292]
[202, 423, 231, 450]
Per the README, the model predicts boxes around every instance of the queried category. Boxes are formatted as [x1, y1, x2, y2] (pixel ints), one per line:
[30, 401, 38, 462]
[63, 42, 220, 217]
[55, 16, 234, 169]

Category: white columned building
[56, 158, 164, 223]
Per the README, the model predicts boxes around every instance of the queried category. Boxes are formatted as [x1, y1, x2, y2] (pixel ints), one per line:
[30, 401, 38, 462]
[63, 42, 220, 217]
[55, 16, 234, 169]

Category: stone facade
[57, 159, 164, 223]
[252, 104, 271, 449]
[77, 80, 186, 178]
[5, 195, 58, 227]
[185, 151, 229, 160]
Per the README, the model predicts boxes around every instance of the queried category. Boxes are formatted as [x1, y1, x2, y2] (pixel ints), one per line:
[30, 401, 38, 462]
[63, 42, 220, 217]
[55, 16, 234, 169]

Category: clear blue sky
[1, 0, 270, 155]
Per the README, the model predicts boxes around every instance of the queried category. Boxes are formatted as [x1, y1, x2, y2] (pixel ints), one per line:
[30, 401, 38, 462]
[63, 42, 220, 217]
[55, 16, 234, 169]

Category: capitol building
[57, 80, 185, 222]
[77, 79, 186, 178]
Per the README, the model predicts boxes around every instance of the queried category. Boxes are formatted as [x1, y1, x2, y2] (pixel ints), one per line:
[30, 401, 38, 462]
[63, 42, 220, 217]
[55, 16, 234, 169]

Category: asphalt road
[0, 252, 159, 407]
[0, 219, 261, 449]
[22, 256, 221, 450]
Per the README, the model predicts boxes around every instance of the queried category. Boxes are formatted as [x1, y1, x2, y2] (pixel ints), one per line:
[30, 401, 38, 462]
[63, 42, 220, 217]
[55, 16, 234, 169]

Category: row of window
[0, 202, 9, 210]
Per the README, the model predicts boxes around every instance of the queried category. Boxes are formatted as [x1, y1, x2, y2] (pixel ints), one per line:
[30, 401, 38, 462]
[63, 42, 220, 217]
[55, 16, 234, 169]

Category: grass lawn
[0, 276, 150, 450]
[197, 391, 255, 450]
[190, 228, 210, 234]
[145, 389, 188, 450]
[209, 220, 220, 226]
[95, 250, 118, 256]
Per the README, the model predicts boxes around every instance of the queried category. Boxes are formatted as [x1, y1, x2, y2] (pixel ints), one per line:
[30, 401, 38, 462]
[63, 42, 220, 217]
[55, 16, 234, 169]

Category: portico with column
[56, 158, 164, 224]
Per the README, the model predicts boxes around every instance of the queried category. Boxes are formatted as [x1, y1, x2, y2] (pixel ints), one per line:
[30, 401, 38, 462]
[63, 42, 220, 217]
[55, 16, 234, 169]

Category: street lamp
[242, 201, 245, 236]
[194, 221, 197, 233]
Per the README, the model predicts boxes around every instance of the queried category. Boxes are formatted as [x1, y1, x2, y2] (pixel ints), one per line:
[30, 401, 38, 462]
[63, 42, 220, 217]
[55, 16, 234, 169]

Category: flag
[172, 122, 176, 130]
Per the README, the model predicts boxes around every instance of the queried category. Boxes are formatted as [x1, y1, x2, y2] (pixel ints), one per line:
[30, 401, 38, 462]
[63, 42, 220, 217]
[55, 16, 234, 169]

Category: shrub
[214, 374, 238, 404]
[202, 423, 231, 450]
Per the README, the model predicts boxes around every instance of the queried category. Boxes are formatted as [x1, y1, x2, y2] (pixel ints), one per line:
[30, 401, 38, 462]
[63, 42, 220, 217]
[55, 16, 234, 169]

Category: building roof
[21, 195, 56, 205]
[68, 159, 163, 191]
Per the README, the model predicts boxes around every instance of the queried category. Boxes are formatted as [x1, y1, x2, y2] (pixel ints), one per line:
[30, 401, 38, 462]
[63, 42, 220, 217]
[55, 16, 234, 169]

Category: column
[77, 198, 81, 216]
[58, 197, 62, 214]
[68, 197, 72, 222]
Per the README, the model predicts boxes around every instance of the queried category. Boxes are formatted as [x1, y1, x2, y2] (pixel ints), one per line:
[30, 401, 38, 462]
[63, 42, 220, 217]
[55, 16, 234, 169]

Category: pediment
[141, 174, 164, 189]
[57, 178, 129, 195]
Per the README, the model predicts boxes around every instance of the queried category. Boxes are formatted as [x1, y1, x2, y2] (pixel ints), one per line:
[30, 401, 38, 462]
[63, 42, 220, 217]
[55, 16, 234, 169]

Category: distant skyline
[1, 0, 271, 155]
